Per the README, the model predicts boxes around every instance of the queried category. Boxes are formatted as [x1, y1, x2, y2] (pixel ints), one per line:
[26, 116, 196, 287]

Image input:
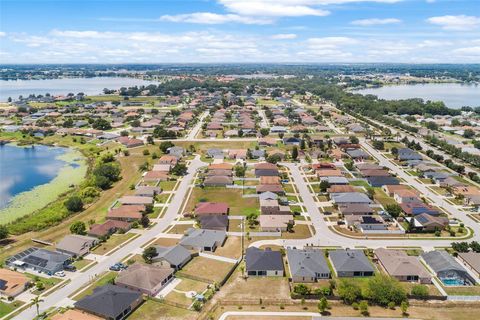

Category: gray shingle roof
[246, 247, 284, 272]
[179, 228, 226, 249]
[329, 249, 375, 273]
[153, 245, 191, 266]
[287, 249, 330, 278]
[331, 192, 371, 204]
[421, 250, 467, 274]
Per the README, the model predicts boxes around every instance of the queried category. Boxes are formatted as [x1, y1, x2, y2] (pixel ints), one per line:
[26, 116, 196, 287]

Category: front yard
[91, 233, 137, 254]
[185, 188, 259, 216]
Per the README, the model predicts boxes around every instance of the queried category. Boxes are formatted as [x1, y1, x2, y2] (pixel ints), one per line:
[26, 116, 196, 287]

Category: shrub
[70, 221, 86, 235]
[64, 196, 83, 212]
[337, 279, 362, 304]
[411, 284, 428, 297]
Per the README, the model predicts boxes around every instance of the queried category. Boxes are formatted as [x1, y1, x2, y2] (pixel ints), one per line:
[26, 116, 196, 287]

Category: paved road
[258, 109, 270, 129]
[13, 156, 206, 320]
[186, 111, 208, 140]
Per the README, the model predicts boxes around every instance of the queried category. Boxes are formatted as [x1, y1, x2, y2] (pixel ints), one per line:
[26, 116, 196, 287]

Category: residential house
[56, 234, 98, 257]
[143, 171, 169, 182]
[339, 204, 373, 216]
[6, 248, 71, 275]
[194, 202, 229, 216]
[134, 186, 161, 197]
[331, 192, 372, 205]
[116, 264, 174, 297]
[286, 249, 331, 282]
[179, 228, 226, 252]
[118, 196, 153, 206]
[51, 309, 102, 320]
[254, 163, 279, 177]
[88, 220, 131, 238]
[400, 203, 439, 216]
[203, 176, 233, 187]
[259, 215, 293, 232]
[107, 205, 144, 222]
[397, 148, 423, 161]
[0, 269, 30, 298]
[246, 247, 284, 277]
[158, 155, 178, 166]
[457, 252, 480, 278]
[345, 215, 389, 232]
[329, 249, 375, 277]
[74, 284, 143, 320]
[346, 149, 370, 160]
[393, 189, 421, 204]
[152, 245, 191, 270]
[366, 176, 400, 187]
[321, 176, 349, 185]
[374, 248, 431, 284]
[422, 251, 475, 285]
[199, 215, 229, 231]
[412, 213, 449, 231]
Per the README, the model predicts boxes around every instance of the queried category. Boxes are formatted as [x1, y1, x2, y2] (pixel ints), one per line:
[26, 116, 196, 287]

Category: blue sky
[0, 0, 479, 63]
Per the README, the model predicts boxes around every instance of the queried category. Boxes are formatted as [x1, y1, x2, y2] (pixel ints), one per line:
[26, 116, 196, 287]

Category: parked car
[55, 271, 66, 277]
[64, 265, 77, 272]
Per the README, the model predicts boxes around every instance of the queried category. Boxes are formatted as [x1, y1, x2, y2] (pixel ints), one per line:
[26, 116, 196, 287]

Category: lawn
[72, 271, 117, 300]
[91, 233, 136, 255]
[159, 181, 178, 191]
[164, 278, 209, 307]
[373, 188, 397, 206]
[129, 299, 197, 320]
[228, 218, 244, 232]
[185, 188, 259, 216]
[213, 236, 242, 259]
[153, 237, 180, 247]
[443, 284, 480, 296]
[156, 193, 171, 203]
[167, 224, 194, 234]
[349, 180, 370, 188]
[177, 256, 235, 283]
[25, 273, 62, 295]
[72, 258, 93, 271]
[0, 301, 24, 318]
[283, 183, 296, 194]
[282, 224, 313, 239]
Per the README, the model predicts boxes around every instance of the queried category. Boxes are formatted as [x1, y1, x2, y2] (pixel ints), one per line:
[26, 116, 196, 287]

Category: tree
[372, 140, 384, 150]
[70, 221, 86, 235]
[146, 135, 154, 144]
[234, 165, 246, 177]
[260, 128, 270, 137]
[95, 175, 112, 189]
[267, 154, 281, 164]
[171, 163, 188, 176]
[31, 296, 44, 317]
[140, 215, 150, 228]
[364, 274, 406, 307]
[93, 163, 121, 182]
[385, 204, 403, 218]
[0, 225, 8, 240]
[159, 141, 174, 153]
[293, 284, 310, 296]
[359, 300, 369, 316]
[451, 241, 470, 253]
[470, 241, 480, 253]
[300, 139, 306, 150]
[400, 301, 409, 315]
[349, 135, 359, 144]
[337, 279, 362, 304]
[291, 146, 299, 161]
[65, 196, 83, 212]
[463, 129, 475, 139]
[318, 297, 329, 314]
[319, 180, 330, 193]
[92, 118, 112, 130]
[142, 247, 158, 263]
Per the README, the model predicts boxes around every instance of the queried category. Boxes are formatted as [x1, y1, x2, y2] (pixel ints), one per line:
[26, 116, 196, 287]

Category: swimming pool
[441, 278, 465, 286]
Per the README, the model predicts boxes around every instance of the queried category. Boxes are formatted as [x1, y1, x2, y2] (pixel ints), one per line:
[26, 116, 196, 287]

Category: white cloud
[453, 46, 480, 56]
[159, 12, 272, 25]
[0, 32, 6, 37]
[271, 33, 297, 39]
[219, 0, 330, 17]
[427, 15, 480, 31]
[351, 18, 401, 26]
[307, 37, 358, 49]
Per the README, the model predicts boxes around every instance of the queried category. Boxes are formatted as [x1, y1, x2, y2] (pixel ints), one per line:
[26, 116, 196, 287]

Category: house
[270, 126, 287, 133]
[256, 184, 284, 194]
[360, 169, 390, 177]
[260, 199, 290, 215]
[116, 264, 174, 297]
[421, 251, 475, 285]
[51, 309, 103, 320]
[74, 284, 143, 320]
[400, 203, 439, 216]
[339, 204, 373, 216]
[56, 234, 98, 257]
[251, 149, 266, 159]
[158, 155, 178, 166]
[413, 213, 449, 231]
[203, 176, 233, 187]
[118, 137, 144, 148]
[134, 186, 161, 197]
[329, 249, 375, 277]
[206, 169, 233, 177]
[346, 149, 370, 160]
[118, 196, 153, 206]
[168, 146, 185, 158]
[366, 176, 400, 187]
[228, 149, 247, 160]
[283, 137, 301, 145]
[321, 176, 349, 185]
[179, 228, 226, 252]
[206, 148, 224, 158]
[374, 248, 431, 284]
[152, 245, 191, 270]
[457, 252, 480, 278]
[331, 192, 372, 204]
[6, 248, 72, 275]
[208, 163, 234, 170]
[393, 189, 422, 204]
[327, 185, 356, 193]
[246, 247, 284, 277]
[152, 164, 171, 172]
[258, 191, 279, 201]
[0, 269, 30, 298]
[143, 171, 169, 182]
[258, 137, 277, 146]
[286, 249, 331, 282]
[88, 220, 131, 238]
[259, 215, 293, 232]
[260, 176, 281, 185]
[397, 148, 423, 161]
[194, 202, 229, 216]
[316, 169, 343, 178]
[383, 185, 415, 197]
[107, 205, 144, 222]
[254, 163, 279, 177]
[199, 215, 229, 231]
[345, 215, 389, 232]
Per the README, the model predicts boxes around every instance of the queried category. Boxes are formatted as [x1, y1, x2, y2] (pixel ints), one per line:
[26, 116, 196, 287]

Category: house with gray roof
[74, 284, 143, 320]
[6, 248, 72, 275]
[152, 245, 191, 270]
[346, 149, 370, 160]
[179, 228, 226, 252]
[287, 249, 331, 282]
[259, 191, 279, 201]
[329, 249, 375, 277]
[246, 247, 284, 277]
[331, 192, 372, 204]
[321, 176, 349, 185]
[168, 146, 185, 158]
[116, 264, 174, 297]
[397, 148, 423, 161]
[421, 250, 475, 285]
[206, 148, 223, 158]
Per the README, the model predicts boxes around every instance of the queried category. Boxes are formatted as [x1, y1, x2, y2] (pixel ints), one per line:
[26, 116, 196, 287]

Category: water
[0, 77, 158, 102]
[356, 83, 480, 109]
[0, 144, 68, 209]
[441, 278, 465, 286]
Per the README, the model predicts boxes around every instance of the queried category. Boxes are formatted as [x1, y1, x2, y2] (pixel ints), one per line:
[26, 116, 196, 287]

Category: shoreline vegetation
[0, 146, 87, 225]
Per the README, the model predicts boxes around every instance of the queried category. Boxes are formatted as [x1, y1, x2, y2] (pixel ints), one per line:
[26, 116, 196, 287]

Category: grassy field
[92, 233, 137, 254]
[185, 188, 259, 216]
[72, 258, 93, 270]
[0, 301, 24, 318]
[282, 224, 313, 239]
[443, 284, 480, 296]
[72, 271, 117, 301]
[213, 236, 242, 259]
[129, 300, 197, 320]
[178, 256, 235, 283]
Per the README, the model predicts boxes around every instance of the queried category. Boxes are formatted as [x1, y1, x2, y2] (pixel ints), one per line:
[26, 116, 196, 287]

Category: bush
[293, 284, 310, 296]
[411, 284, 428, 297]
[338, 279, 362, 304]
[359, 300, 369, 316]
[364, 274, 406, 307]
[65, 196, 83, 212]
[70, 221, 86, 235]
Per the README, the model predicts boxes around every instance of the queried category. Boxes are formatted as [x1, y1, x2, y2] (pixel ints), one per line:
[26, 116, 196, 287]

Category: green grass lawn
[73, 272, 117, 300]
[72, 259, 93, 271]
[0, 301, 24, 318]
[185, 188, 259, 215]
[156, 193, 171, 203]
[159, 180, 178, 191]
[350, 180, 370, 188]
[25, 273, 62, 295]
[442, 284, 480, 296]
[374, 188, 397, 206]
[92, 233, 136, 254]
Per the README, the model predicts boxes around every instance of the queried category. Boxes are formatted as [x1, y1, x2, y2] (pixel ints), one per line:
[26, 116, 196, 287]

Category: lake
[0, 144, 87, 224]
[0, 77, 158, 102]
[356, 83, 480, 109]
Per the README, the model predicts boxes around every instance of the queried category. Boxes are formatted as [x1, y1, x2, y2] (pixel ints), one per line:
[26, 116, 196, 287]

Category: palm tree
[31, 296, 44, 317]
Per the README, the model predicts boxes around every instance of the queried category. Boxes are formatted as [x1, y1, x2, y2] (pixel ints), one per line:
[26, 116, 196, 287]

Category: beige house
[116, 264, 174, 297]
[0, 269, 30, 298]
[259, 215, 293, 232]
[374, 248, 431, 284]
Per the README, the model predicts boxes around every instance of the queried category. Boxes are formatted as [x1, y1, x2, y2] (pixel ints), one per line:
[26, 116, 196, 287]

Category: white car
[54, 271, 65, 277]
